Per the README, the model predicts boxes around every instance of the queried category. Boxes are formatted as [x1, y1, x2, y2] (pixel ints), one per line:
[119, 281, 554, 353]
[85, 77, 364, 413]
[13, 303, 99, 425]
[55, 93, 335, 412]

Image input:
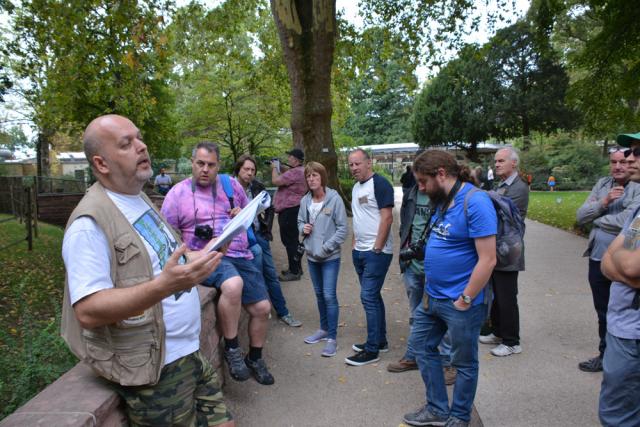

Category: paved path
[224, 188, 601, 426]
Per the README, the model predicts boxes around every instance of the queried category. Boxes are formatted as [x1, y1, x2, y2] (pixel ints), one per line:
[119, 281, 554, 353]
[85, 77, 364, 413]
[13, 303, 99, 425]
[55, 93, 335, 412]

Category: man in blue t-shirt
[598, 132, 640, 426]
[345, 148, 395, 367]
[402, 150, 497, 427]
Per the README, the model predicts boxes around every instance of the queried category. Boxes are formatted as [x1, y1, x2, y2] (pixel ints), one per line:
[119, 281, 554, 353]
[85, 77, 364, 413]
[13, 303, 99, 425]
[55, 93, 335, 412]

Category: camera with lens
[263, 158, 280, 166]
[292, 242, 306, 262]
[194, 224, 213, 241]
[399, 239, 426, 262]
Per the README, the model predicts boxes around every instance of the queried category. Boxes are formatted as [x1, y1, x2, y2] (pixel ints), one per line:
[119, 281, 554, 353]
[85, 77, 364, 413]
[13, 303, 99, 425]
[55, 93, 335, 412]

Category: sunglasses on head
[623, 147, 640, 158]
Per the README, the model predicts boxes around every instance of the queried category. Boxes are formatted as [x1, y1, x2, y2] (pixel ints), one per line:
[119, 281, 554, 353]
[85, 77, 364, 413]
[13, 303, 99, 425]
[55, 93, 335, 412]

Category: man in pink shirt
[271, 148, 308, 281]
[162, 142, 274, 385]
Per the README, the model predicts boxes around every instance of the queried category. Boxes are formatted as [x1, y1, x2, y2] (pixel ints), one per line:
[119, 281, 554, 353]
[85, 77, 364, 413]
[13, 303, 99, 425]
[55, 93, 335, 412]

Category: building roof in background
[1, 151, 87, 164]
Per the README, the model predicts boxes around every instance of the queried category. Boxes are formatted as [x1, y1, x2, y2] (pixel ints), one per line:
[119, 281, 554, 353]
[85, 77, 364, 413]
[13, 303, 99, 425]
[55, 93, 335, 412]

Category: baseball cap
[286, 148, 304, 161]
[616, 132, 640, 147]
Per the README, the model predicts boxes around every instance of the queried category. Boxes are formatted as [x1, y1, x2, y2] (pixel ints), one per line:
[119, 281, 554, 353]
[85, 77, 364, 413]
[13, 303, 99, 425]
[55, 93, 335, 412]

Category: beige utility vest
[61, 182, 179, 386]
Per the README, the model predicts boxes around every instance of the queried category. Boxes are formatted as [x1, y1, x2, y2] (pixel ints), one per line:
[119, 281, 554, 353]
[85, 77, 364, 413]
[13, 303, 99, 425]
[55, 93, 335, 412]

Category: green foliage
[527, 191, 589, 234]
[534, 0, 640, 136]
[170, 0, 290, 162]
[8, 0, 178, 157]
[341, 27, 417, 146]
[412, 44, 496, 161]
[361, 0, 513, 66]
[0, 216, 77, 418]
[486, 21, 578, 144]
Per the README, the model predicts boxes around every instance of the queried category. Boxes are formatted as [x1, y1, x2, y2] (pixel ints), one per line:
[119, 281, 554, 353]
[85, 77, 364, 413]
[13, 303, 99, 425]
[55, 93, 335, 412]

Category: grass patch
[527, 191, 590, 234]
[0, 214, 77, 420]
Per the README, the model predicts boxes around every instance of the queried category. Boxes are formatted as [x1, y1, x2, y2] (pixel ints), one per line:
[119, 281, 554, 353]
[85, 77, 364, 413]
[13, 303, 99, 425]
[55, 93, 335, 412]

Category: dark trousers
[278, 206, 302, 274]
[588, 259, 612, 357]
[490, 271, 520, 346]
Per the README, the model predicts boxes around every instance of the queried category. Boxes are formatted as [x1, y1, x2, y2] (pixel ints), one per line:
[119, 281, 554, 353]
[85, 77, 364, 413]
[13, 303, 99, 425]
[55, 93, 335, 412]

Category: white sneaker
[491, 344, 522, 357]
[479, 333, 502, 345]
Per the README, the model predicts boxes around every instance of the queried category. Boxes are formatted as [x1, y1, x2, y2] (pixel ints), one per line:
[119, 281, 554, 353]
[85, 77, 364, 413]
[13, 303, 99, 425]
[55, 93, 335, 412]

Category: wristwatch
[461, 294, 473, 305]
[373, 247, 382, 254]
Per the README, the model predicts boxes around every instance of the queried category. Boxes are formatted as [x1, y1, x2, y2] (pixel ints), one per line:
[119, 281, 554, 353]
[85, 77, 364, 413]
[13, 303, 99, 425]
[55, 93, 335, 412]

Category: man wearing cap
[576, 142, 640, 373]
[599, 131, 640, 426]
[271, 148, 307, 281]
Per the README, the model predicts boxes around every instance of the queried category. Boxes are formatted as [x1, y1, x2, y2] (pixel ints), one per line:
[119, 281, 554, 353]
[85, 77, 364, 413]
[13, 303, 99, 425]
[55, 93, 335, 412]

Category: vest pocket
[114, 233, 141, 264]
[83, 330, 115, 381]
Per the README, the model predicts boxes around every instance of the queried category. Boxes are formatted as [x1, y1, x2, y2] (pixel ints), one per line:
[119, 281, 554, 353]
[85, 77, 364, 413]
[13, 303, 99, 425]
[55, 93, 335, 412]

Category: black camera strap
[417, 179, 462, 244]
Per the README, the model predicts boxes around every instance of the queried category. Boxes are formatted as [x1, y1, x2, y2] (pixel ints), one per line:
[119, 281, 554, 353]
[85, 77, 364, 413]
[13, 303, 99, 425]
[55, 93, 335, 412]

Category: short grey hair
[498, 146, 520, 166]
[192, 141, 220, 160]
[348, 148, 371, 160]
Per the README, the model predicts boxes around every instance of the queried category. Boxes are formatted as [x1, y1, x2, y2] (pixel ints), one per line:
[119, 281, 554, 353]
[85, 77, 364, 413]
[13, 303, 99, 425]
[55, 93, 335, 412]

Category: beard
[427, 185, 447, 204]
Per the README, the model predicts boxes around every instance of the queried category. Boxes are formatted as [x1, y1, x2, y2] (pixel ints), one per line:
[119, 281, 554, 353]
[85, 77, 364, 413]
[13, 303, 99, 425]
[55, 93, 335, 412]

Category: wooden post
[25, 187, 33, 251]
[32, 181, 39, 238]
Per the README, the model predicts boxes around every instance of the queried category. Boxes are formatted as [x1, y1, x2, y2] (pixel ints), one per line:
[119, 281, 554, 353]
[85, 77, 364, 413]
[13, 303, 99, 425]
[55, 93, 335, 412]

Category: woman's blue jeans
[307, 258, 341, 340]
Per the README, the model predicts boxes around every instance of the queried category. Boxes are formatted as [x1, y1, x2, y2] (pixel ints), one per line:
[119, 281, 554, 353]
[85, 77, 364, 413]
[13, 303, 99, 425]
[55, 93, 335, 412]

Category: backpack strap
[463, 185, 481, 217]
[219, 174, 235, 209]
[462, 186, 494, 305]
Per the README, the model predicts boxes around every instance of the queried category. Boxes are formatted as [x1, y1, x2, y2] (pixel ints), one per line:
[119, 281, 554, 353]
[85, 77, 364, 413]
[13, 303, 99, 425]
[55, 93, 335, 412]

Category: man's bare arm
[373, 207, 393, 250]
[602, 234, 640, 288]
[74, 245, 223, 329]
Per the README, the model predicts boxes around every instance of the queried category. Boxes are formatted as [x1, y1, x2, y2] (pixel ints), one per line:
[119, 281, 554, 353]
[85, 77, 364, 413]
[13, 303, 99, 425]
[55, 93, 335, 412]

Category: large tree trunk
[270, 0, 340, 191]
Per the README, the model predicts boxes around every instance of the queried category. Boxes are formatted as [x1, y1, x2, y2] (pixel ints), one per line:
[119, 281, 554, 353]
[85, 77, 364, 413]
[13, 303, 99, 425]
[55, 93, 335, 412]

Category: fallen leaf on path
[383, 287, 392, 291]
[305, 353, 312, 357]
[338, 322, 346, 327]
[338, 376, 347, 384]
[399, 337, 405, 341]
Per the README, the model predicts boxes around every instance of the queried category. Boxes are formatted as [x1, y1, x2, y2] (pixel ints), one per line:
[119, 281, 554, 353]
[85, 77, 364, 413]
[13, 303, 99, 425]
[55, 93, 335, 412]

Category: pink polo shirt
[161, 177, 252, 259]
[273, 166, 307, 212]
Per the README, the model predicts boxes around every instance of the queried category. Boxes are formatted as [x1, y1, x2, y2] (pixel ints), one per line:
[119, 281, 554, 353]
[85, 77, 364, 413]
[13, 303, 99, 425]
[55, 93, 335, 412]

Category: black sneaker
[345, 350, 380, 366]
[352, 342, 389, 353]
[245, 357, 275, 385]
[403, 405, 447, 426]
[223, 347, 250, 381]
[279, 271, 302, 281]
[578, 356, 603, 372]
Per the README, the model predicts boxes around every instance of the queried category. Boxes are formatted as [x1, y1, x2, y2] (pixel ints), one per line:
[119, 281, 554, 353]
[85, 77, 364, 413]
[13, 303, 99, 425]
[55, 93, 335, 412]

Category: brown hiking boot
[444, 366, 457, 385]
[387, 359, 418, 373]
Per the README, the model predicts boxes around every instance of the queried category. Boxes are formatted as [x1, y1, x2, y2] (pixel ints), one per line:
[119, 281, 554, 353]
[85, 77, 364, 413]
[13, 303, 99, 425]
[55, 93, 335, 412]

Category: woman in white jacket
[298, 161, 348, 357]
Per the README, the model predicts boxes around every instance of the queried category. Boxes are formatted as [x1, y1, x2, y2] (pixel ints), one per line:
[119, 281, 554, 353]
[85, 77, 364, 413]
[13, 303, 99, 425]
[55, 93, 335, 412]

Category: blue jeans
[249, 232, 290, 317]
[411, 298, 487, 422]
[599, 333, 640, 427]
[403, 270, 452, 365]
[352, 250, 392, 353]
[308, 258, 341, 340]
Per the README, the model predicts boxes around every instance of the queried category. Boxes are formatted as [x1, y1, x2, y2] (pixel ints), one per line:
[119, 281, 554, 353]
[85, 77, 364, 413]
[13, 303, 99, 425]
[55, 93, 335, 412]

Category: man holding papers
[162, 142, 275, 386]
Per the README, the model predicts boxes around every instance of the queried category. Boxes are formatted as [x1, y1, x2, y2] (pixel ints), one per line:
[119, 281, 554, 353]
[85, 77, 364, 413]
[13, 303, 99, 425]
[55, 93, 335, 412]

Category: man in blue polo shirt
[402, 150, 497, 427]
[599, 131, 640, 426]
[345, 148, 395, 366]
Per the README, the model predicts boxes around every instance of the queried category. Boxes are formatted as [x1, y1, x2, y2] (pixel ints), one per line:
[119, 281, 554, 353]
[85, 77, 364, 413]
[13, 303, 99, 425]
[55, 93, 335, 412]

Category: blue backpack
[219, 174, 258, 247]
[464, 187, 526, 271]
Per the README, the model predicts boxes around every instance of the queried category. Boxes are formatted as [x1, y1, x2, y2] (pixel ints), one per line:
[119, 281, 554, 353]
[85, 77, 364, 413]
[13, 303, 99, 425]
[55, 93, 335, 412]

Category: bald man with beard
[61, 115, 234, 427]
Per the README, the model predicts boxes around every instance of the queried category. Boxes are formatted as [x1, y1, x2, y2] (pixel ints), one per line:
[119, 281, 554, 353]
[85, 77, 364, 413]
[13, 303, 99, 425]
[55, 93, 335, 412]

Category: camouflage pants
[115, 351, 232, 426]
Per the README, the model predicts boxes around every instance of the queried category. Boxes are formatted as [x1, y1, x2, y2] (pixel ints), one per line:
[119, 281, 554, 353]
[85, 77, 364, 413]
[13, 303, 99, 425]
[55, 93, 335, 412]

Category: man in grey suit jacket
[576, 146, 640, 372]
[480, 147, 530, 357]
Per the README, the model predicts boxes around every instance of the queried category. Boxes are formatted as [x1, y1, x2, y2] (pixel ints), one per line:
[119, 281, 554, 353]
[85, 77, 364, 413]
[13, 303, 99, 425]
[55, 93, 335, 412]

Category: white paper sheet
[208, 190, 268, 252]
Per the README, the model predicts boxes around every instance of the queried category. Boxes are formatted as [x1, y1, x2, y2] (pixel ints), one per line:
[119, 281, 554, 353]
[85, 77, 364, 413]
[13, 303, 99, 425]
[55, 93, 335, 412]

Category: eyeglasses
[623, 147, 640, 158]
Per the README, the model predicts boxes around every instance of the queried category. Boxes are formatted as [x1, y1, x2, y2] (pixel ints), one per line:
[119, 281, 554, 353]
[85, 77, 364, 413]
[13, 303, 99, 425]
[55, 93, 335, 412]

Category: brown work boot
[386, 359, 418, 373]
[444, 366, 457, 385]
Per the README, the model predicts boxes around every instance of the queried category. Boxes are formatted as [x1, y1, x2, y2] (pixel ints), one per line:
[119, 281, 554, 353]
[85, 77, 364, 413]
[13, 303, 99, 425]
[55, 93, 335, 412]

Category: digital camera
[194, 224, 213, 241]
[292, 242, 306, 262]
[399, 239, 426, 262]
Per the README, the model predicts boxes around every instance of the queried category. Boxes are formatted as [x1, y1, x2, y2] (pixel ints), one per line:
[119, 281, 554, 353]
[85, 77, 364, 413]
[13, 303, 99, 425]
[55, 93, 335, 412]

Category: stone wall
[0, 286, 223, 427]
